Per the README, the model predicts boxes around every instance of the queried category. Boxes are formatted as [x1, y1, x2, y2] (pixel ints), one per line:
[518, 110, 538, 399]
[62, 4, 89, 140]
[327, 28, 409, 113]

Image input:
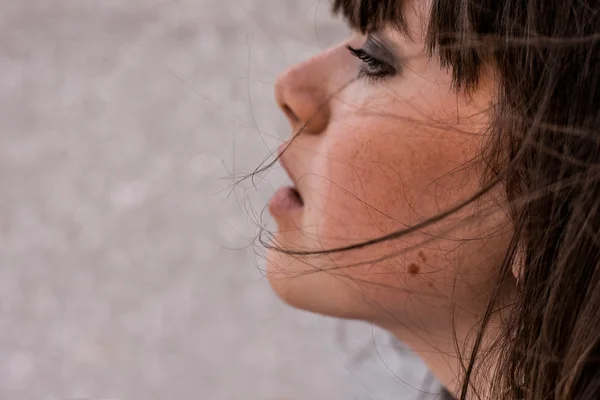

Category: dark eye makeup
[346, 36, 400, 82]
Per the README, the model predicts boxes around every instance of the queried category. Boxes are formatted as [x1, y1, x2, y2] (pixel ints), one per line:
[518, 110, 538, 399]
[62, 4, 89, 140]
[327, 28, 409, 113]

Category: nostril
[282, 104, 300, 125]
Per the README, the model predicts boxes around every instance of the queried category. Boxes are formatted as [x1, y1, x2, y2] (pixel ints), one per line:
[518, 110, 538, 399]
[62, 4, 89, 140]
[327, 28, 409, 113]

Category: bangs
[331, 0, 408, 35]
[332, 0, 484, 90]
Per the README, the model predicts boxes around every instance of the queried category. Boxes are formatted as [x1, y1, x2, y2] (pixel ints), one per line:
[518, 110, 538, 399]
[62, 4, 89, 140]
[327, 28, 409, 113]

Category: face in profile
[255, 0, 600, 397]
[265, 0, 513, 394]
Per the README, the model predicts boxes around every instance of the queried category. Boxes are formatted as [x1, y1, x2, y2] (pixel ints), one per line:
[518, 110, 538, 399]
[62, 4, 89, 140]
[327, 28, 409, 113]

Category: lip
[268, 143, 305, 216]
[277, 143, 301, 193]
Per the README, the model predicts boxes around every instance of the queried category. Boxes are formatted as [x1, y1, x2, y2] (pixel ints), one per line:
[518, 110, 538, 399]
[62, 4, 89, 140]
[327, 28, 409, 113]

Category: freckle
[427, 282, 434, 288]
[408, 263, 420, 275]
[417, 252, 427, 262]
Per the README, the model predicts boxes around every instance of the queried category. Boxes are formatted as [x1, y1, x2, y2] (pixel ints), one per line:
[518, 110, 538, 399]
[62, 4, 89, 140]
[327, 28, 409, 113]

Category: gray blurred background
[0, 1, 440, 399]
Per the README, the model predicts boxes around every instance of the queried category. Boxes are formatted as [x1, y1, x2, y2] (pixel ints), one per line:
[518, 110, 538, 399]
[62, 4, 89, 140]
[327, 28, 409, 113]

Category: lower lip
[269, 186, 304, 215]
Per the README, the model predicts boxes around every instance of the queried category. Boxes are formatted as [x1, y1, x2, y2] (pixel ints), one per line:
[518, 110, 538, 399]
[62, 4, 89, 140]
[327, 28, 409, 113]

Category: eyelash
[346, 45, 397, 82]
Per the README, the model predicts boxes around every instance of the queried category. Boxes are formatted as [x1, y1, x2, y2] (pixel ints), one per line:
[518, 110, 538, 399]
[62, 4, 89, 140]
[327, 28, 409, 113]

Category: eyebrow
[331, 0, 409, 35]
[365, 34, 403, 67]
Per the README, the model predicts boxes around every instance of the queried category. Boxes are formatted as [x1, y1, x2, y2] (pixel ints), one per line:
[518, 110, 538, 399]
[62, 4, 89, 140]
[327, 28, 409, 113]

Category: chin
[265, 246, 380, 321]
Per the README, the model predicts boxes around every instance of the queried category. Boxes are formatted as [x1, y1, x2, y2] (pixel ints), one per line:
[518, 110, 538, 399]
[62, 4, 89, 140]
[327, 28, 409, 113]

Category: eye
[346, 38, 398, 82]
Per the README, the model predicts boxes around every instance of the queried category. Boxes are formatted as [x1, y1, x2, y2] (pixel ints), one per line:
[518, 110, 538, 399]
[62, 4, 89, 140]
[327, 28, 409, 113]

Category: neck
[383, 320, 496, 398]
[382, 279, 516, 399]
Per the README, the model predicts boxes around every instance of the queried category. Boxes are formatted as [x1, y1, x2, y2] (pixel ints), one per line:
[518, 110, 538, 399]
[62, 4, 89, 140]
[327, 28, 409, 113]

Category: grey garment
[440, 388, 457, 400]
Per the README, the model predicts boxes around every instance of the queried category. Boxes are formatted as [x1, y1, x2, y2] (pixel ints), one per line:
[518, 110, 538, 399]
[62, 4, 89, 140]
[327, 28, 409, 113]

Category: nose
[274, 59, 331, 135]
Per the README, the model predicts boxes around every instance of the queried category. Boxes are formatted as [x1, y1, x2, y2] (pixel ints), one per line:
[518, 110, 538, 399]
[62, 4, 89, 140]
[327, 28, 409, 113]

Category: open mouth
[269, 185, 304, 215]
[269, 144, 304, 215]
[289, 186, 304, 206]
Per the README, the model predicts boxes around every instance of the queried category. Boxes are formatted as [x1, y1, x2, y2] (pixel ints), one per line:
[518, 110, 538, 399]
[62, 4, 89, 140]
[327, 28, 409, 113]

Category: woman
[262, 0, 600, 398]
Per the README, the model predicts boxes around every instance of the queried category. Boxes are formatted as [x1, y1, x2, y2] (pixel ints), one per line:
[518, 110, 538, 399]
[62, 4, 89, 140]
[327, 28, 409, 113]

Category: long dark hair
[255, 0, 600, 398]
[333, 1, 600, 398]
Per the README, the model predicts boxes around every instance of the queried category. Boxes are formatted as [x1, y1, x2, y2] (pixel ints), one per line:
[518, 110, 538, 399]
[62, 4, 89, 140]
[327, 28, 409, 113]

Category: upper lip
[277, 143, 300, 191]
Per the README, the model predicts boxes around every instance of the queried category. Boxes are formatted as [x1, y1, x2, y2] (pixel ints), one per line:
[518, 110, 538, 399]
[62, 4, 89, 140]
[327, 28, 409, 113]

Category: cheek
[266, 115, 508, 325]
[312, 115, 481, 244]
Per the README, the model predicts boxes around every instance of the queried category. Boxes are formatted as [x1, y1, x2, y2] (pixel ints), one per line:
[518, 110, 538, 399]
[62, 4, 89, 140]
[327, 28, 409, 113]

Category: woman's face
[266, 0, 512, 359]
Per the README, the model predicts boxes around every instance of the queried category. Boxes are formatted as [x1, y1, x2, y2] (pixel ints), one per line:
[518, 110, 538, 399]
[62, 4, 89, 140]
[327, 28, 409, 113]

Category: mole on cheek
[417, 251, 427, 262]
[408, 263, 420, 275]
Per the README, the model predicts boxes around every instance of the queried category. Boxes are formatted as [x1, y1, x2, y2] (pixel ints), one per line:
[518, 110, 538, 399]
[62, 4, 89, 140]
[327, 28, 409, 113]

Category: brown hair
[329, 0, 600, 399]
